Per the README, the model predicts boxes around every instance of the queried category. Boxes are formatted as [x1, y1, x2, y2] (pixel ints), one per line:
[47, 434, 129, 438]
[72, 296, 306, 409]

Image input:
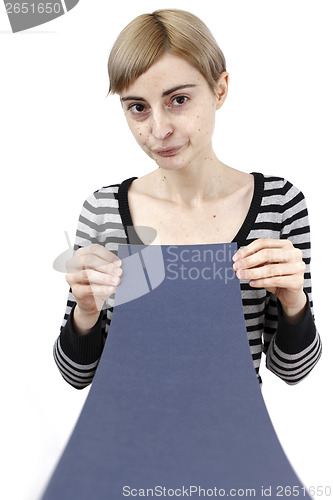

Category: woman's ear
[215, 71, 229, 110]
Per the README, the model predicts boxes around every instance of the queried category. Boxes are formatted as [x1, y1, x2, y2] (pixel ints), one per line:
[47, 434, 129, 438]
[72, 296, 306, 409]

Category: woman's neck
[150, 155, 231, 209]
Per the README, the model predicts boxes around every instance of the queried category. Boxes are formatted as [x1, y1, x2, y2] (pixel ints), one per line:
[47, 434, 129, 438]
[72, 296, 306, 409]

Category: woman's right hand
[65, 244, 122, 335]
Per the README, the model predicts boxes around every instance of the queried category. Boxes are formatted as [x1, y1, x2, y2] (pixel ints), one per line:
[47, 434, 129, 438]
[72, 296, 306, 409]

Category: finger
[67, 250, 123, 274]
[66, 243, 122, 270]
[233, 238, 293, 262]
[235, 261, 305, 281]
[66, 268, 121, 288]
[85, 268, 121, 286]
[66, 254, 107, 273]
[78, 254, 123, 275]
[71, 283, 117, 302]
[249, 273, 305, 291]
[233, 247, 303, 271]
[79, 244, 122, 265]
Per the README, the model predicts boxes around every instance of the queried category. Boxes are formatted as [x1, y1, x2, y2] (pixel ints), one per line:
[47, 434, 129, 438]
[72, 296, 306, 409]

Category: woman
[54, 9, 321, 389]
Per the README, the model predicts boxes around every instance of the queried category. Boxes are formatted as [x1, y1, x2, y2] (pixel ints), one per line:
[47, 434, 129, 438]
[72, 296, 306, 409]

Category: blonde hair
[107, 9, 227, 95]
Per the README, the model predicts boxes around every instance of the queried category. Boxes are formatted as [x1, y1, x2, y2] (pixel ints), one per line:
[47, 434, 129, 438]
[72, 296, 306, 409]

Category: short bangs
[107, 9, 226, 95]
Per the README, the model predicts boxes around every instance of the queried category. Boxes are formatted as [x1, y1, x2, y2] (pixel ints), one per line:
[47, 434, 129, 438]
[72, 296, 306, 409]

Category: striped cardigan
[54, 172, 322, 389]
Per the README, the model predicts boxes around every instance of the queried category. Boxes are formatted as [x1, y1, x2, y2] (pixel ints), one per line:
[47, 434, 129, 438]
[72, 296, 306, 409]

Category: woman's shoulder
[92, 180, 123, 199]
[249, 172, 310, 239]
[91, 177, 137, 199]
[255, 172, 306, 202]
[81, 177, 135, 207]
[77, 179, 135, 247]
[78, 181, 126, 223]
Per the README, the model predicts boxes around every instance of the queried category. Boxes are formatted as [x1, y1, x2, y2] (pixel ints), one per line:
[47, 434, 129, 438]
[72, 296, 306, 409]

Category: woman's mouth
[155, 146, 182, 157]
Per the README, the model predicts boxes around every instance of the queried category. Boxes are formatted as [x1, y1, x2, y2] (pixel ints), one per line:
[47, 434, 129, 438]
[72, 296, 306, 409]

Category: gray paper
[42, 243, 310, 499]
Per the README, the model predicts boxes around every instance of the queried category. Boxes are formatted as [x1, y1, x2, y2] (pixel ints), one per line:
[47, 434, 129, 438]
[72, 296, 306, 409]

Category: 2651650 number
[5, 3, 62, 15]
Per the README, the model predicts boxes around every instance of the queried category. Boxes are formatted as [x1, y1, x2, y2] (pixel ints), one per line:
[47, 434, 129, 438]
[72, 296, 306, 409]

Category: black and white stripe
[53, 338, 99, 389]
[54, 173, 322, 389]
[266, 334, 322, 385]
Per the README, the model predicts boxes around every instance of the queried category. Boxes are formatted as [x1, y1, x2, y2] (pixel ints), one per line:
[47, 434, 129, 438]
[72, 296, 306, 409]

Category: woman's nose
[150, 110, 173, 140]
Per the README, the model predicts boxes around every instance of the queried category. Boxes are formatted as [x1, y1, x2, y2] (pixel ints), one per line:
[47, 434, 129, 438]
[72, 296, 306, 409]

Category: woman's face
[120, 54, 227, 170]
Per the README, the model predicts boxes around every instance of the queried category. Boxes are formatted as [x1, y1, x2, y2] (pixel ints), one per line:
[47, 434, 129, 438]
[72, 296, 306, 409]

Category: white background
[0, 1, 332, 499]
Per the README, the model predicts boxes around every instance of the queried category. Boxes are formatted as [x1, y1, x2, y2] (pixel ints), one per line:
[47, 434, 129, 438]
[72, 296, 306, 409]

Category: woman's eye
[128, 103, 147, 114]
[172, 95, 188, 106]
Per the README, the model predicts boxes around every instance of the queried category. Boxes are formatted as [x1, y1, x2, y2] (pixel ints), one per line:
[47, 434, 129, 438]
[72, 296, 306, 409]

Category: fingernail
[114, 267, 122, 276]
[233, 253, 240, 262]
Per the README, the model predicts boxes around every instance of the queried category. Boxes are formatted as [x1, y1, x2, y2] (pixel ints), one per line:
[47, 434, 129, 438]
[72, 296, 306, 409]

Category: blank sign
[42, 242, 310, 499]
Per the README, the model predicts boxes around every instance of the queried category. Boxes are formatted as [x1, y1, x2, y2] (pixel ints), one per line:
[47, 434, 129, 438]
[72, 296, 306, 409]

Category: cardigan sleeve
[263, 181, 322, 384]
[53, 189, 117, 390]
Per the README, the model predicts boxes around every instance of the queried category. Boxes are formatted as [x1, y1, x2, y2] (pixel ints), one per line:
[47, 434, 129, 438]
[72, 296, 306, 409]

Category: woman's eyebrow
[121, 84, 197, 102]
[121, 95, 145, 103]
[162, 84, 197, 96]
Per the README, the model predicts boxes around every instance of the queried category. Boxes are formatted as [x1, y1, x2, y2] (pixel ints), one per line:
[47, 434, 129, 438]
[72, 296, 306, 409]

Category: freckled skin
[119, 54, 228, 173]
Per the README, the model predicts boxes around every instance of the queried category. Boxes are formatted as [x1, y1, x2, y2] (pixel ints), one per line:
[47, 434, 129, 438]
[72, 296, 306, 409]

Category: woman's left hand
[233, 238, 307, 323]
